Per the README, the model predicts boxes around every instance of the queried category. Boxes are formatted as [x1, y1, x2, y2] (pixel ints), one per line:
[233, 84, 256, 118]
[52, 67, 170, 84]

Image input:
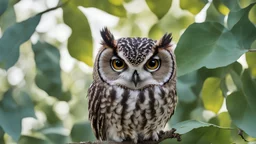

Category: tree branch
[68, 128, 181, 144]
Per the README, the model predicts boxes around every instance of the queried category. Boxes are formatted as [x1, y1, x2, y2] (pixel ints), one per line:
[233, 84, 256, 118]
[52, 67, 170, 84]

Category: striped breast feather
[88, 83, 107, 140]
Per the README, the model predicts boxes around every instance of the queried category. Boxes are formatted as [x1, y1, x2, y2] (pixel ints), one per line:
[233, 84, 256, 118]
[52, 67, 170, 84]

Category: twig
[248, 49, 256, 52]
[38, 0, 70, 15]
[238, 129, 248, 142]
[68, 128, 181, 144]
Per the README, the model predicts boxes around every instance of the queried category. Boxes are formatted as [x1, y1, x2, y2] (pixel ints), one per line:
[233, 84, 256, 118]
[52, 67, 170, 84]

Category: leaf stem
[248, 49, 256, 52]
[38, 0, 70, 15]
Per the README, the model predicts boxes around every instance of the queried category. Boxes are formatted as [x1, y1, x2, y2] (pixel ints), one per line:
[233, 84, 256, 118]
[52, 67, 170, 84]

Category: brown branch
[68, 128, 181, 144]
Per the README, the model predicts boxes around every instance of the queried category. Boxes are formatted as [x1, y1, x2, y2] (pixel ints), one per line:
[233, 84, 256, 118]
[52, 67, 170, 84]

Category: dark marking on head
[156, 33, 172, 49]
[100, 27, 116, 49]
[117, 37, 156, 65]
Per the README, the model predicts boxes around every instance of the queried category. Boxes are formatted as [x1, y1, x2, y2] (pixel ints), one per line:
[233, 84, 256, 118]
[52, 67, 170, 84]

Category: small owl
[88, 28, 177, 143]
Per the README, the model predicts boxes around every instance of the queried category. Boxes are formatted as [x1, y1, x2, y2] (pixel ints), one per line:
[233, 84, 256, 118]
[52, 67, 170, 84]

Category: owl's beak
[132, 70, 140, 87]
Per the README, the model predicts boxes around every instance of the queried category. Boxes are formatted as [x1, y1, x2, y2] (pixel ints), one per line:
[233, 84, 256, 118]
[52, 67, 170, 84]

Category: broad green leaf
[18, 136, 49, 144]
[227, 70, 256, 137]
[180, 0, 206, 15]
[0, 89, 35, 141]
[249, 5, 256, 24]
[222, 0, 241, 11]
[0, 0, 17, 31]
[206, 3, 225, 24]
[40, 126, 68, 144]
[228, 3, 256, 29]
[169, 101, 198, 125]
[164, 120, 232, 144]
[0, 14, 41, 70]
[213, 0, 230, 15]
[63, 3, 93, 66]
[175, 22, 243, 76]
[202, 77, 224, 113]
[172, 120, 214, 134]
[0, 127, 4, 144]
[145, 0, 172, 19]
[70, 0, 126, 17]
[71, 122, 96, 142]
[230, 3, 256, 49]
[246, 52, 256, 76]
[148, 24, 165, 40]
[209, 112, 231, 127]
[32, 42, 62, 98]
[177, 71, 198, 103]
[239, 0, 256, 8]
[0, 0, 8, 16]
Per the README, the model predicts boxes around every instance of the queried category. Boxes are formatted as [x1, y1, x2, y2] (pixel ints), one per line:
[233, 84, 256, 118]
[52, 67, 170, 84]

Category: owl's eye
[111, 58, 126, 72]
[145, 58, 160, 72]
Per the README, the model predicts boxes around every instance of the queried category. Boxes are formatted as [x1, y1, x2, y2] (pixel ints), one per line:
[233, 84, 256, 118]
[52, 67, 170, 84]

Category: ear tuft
[156, 33, 172, 49]
[100, 27, 116, 49]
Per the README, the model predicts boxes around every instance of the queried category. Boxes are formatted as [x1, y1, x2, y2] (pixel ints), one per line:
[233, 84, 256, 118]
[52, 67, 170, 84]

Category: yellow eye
[145, 58, 160, 72]
[111, 58, 125, 72]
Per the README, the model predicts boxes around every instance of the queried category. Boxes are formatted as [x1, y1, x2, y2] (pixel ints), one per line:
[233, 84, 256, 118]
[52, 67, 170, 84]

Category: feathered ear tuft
[156, 33, 172, 49]
[100, 27, 116, 49]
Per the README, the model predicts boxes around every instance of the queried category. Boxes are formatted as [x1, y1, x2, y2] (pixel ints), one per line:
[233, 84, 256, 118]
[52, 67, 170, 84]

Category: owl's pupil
[149, 60, 156, 67]
[115, 60, 123, 67]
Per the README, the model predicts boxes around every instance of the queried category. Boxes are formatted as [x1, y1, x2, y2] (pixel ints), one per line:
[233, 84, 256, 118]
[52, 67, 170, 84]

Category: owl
[88, 28, 177, 143]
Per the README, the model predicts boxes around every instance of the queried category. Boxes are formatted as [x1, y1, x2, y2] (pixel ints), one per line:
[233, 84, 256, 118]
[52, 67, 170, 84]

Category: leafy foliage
[0, 0, 256, 143]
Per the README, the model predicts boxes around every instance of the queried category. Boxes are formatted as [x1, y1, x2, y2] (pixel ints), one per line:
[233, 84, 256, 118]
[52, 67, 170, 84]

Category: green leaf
[37, 102, 61, 125]
[0, 127, 4, 144]
[70, 0, 126, 17]
[221, 0, 241, 11]
[209, 112, 231, 127]
[227, 70, 256, 138]
[148, 24, 165, 40]
[246, 52, 256, 76]
[213, 0, 230, 15]
[0, 0, 8, 16]
[0, 0, 17, 31]
[40, 126, 68, 144]
[177, 71, 198, 103]
[0, 14, 41, 70]
[0, 89, 35, 141]
[228, 3, 255, 29]
[71, 122, 96, 142]
[63, 3, 93, 67]
[201, 77, 224, 113]
[206, 3, 225, 24]
[175, 22, 244, 76]
[18, 136, 49, 144]
[230, 3, 256, 49]
[32, 42, 62, 98]
[165, 120, 232, 144]
[180, 0, 206, 15]
[145, 0, 172, 19]
[249, 5, 256, 24]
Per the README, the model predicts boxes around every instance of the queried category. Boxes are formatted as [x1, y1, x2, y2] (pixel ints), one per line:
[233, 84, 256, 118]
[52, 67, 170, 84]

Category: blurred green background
[0, 0, 256, 143]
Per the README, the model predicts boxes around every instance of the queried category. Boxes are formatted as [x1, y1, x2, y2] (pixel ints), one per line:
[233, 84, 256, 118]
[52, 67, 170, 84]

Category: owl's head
[94, 27, 176, 90]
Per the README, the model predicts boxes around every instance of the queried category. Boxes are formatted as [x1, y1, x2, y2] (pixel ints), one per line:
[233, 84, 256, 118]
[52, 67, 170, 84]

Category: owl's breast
[100, 85, 177, 142]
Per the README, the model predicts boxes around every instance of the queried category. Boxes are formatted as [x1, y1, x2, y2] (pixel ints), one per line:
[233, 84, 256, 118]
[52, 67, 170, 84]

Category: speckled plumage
[88, 28, 177, 143]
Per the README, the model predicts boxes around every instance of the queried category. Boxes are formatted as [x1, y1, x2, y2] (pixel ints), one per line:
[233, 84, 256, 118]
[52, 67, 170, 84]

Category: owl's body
[88, 28, 177, 143]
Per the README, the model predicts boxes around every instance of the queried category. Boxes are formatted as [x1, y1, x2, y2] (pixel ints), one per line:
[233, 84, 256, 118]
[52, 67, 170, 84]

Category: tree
[0, 0, 256, 143]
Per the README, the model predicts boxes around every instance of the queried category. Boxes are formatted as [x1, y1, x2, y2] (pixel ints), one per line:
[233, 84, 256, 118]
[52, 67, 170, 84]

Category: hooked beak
[132, 70, 140, 87]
